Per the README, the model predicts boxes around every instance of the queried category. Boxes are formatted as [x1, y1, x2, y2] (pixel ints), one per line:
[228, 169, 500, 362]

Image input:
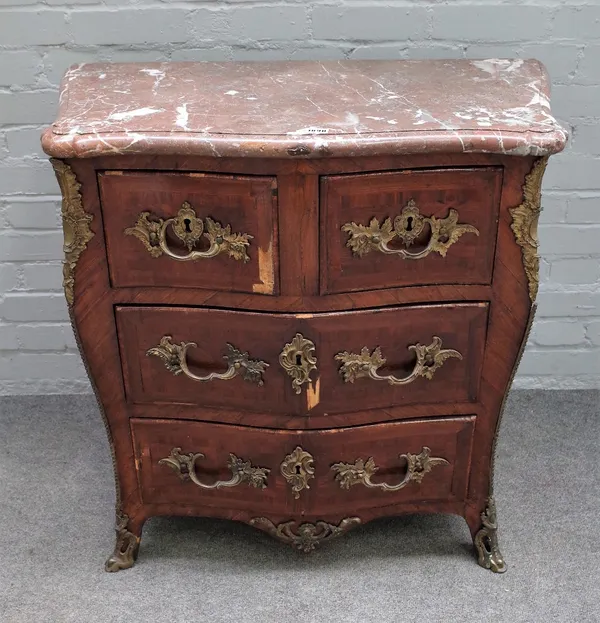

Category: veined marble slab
[42, 59, 568, 159]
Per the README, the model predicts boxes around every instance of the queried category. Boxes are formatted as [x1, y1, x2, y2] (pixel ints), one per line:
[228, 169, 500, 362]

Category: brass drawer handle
[279, 333, 317, 394]
[335, 336, 461, 385]
[125, 201, 252, 262]
[159, 447, 270, 489]
[331, 446, 448, 492]
[147, 336, 269, 385]
[342, 200, 479, 259]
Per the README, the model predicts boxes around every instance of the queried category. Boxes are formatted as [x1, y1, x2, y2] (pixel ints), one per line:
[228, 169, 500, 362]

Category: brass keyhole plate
[279, 333, 317, 395]
[280, 446, 315, 499]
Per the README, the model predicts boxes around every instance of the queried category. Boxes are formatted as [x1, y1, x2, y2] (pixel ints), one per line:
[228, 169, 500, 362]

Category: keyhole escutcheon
[279, 333, 318, 395]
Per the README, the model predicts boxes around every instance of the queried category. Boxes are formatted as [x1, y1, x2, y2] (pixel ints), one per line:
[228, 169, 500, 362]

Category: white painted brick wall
[0, 0, 598, 395]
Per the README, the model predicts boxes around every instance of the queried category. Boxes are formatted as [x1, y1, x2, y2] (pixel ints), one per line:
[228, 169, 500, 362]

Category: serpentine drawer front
[116, 302, 487, 417]
[321, 167, 502, 294]
[43, 60, 566, 572]
[131, 416, 474, 512]
[99, 171, 278, 295]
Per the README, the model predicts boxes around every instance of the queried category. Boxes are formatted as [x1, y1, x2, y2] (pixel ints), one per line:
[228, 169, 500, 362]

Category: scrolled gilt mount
[159, 447, 270, 490]
[147, 336, 269, 385]
[105, 512, 140, 572]
[509, 157, 548, 302]
[474, 497, 506, 573]
[280, 446, 315, 499]
[125, 201, 253, 262]
[342, 200, 479, 259]
[331, 446, 448, 492]
[279, 333, 318, 394]
[50, 159, 94, 307]
[335, 336, 462, 385]
[249, 517, 362, 553]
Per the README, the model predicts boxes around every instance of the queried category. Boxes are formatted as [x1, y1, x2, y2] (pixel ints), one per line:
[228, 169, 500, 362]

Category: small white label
[287, 127, 330, 136]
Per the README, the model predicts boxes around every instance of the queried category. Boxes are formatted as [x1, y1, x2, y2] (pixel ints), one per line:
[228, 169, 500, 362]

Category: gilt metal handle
[342, 200, 479, 259]
[147, 336, 269, 385]
[331, 446, 448, 492]
[159, 447, 270, 489]
[335, 336, 461, 386]
[125, 201, 252, 262]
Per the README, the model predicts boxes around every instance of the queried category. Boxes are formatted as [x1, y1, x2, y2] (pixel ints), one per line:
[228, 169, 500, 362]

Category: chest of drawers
[42, 59, 567, 572]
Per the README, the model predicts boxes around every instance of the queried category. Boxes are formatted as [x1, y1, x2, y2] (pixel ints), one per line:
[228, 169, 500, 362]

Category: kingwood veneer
[42, 59, 567, 572]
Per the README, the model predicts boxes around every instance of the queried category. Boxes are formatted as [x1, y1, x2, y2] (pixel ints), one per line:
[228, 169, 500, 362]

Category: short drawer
[117, 302, 487, 417]
[320, 167, 502, 294]
[132, 418, 291, 513]
[131, 416, 475, 511]
[310, 415, 475, 512]
[99, 171, 278, 294]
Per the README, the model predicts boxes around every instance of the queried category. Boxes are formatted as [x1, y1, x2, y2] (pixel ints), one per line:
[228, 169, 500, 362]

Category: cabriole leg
[105, 512, 142, 572]
[473, 497, 506, 573]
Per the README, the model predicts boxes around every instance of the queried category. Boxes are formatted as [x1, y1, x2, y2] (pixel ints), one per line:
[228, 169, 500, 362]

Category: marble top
[42, 59, 568, 159]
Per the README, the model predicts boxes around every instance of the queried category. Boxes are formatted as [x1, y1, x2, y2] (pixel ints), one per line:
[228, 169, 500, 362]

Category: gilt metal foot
[105, 512, 141, 572]
[473, 498, 506, 573]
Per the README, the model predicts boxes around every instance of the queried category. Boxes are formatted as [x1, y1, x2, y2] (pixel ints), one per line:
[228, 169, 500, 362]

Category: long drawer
[132, 416, 475, 514]
[117, 303, 487, 417]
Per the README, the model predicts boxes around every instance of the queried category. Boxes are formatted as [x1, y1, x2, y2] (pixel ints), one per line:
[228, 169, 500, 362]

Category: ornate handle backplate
[159, 447, 270, 489]
[342, 200, 479, 259]
[125, 201, 252, 262]
[331, 446, 448, 492]
[279, 333, 317, 394]
[335, 336, 461, 386]
[147, 336, 269, 386]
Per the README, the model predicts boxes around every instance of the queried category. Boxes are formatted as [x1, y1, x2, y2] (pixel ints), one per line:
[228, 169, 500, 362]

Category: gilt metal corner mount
[509, 157, 548, 303]
[50, 159, 94, 307]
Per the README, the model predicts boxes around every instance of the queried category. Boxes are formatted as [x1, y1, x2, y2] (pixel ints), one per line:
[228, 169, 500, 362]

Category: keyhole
[295, 353, 303, 367]
[295, 465, 302, 474]
[406, 216, 413, 231]
[183, 218, 192, 233]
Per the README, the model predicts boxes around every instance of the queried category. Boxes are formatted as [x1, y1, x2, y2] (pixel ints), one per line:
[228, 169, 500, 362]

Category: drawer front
[118, 306, 300, 414]
[310, 415, 475, 512]
[306, 303, 487, 415]
[320, 167, 502, 294]
[132, 418, 293, 513]
[99, 171, 278, 294]
[117, 303, 487, 417]
[131, 416, 474, 511]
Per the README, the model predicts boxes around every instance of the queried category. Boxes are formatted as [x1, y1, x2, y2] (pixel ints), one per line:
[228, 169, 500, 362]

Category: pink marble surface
[41, 59, 568, 159]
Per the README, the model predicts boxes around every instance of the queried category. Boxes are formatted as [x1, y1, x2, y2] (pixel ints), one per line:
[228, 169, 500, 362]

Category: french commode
[41, 59, 567, 572]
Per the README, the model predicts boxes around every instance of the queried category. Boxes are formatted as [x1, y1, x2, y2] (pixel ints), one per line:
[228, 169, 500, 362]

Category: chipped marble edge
[41, 125, 568, 159]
